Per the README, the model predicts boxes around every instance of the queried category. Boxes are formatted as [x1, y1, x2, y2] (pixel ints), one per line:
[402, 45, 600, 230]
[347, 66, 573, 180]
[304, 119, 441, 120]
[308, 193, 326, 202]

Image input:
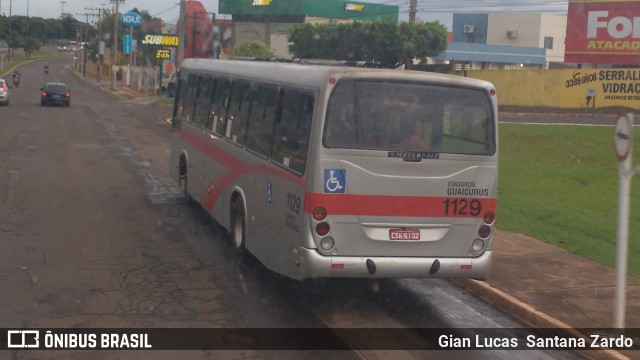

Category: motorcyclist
[11, 70, 20, 87]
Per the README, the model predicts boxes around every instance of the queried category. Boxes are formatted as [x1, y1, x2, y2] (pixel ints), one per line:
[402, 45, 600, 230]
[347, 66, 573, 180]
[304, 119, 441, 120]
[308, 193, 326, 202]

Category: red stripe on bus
[176, 131, 306, 210]
[304, 193, 497, 218]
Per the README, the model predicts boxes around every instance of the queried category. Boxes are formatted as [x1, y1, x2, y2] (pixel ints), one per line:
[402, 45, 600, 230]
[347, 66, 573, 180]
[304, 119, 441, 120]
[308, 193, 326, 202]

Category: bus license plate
[389, 229, 420, 240]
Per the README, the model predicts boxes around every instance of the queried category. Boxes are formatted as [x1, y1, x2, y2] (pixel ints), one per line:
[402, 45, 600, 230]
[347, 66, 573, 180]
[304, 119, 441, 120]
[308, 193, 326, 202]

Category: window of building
[544, 37, 554, 50]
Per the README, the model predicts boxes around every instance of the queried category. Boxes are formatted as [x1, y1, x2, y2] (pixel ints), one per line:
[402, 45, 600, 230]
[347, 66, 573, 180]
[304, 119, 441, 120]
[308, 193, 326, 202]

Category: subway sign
[155, 49, 171, 59]
[140, 34, 179, 47]
[345, 3, 365, 12]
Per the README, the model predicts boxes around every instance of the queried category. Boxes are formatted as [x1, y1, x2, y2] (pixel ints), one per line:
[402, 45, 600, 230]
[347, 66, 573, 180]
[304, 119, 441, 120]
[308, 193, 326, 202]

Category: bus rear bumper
[298, 249, 492, 280]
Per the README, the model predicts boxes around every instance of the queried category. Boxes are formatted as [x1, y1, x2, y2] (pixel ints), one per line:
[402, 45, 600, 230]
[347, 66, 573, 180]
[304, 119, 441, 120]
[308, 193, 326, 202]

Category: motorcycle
[12, 75, 20, 87]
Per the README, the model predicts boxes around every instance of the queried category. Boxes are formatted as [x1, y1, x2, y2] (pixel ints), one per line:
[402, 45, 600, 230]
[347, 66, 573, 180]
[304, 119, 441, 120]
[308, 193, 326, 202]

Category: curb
[451, 278, 629, 360]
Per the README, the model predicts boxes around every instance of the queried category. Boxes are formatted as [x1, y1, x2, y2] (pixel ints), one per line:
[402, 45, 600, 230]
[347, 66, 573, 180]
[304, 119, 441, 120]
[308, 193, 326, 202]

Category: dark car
[41, 82, 70, 107]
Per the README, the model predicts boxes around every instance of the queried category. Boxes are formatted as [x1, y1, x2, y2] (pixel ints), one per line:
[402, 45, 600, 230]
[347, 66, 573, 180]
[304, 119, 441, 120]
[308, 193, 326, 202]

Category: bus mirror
[171, 115, 182, 129]
[167, 82, 176, 98]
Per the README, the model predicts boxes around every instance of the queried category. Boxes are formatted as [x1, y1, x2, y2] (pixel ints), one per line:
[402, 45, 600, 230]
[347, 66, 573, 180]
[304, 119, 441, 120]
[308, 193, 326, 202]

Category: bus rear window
[323, 80, 496, 155]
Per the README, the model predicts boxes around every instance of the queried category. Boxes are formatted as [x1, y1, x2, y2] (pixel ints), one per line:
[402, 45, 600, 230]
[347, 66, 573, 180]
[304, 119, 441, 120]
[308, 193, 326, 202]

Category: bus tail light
[320, 237, 335, 250]
[483, 211, 495, 224]
[478, 225, 491, 239]
[472, 239, 485, 252]
[490, 89, 496, 97]
[316, 222, 330, 236]
[313, 207, 327, 221]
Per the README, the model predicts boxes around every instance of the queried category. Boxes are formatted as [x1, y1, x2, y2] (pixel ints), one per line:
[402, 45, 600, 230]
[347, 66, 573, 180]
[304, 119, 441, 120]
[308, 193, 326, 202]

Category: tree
[288, 20, 448, 67]
[23, 37, 41, 57]
[230, 40, 275, 58]
[6, 31, 23, 52]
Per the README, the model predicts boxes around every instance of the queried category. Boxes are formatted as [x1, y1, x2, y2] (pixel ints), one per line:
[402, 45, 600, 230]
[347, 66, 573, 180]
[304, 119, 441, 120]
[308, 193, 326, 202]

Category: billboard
[565, 0, 640, 64]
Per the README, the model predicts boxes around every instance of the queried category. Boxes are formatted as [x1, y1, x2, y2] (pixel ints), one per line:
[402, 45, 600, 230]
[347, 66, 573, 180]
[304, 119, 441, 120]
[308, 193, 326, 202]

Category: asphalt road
[0, 55, 582, 359]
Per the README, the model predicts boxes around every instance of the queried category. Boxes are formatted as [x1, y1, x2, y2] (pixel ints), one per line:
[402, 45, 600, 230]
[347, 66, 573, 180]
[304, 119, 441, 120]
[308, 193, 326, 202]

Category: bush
[230, 40, 275, 58]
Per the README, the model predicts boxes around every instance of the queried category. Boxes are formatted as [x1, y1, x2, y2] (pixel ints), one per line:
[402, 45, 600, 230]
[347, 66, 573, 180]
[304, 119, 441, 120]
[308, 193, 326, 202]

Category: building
[435, 12, 567, 69]
[219, 0, 399, 58]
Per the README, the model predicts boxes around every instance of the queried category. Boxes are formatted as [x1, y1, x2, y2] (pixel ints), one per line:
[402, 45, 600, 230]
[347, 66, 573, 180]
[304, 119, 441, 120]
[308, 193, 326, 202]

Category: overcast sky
[2, 0, 569, 30]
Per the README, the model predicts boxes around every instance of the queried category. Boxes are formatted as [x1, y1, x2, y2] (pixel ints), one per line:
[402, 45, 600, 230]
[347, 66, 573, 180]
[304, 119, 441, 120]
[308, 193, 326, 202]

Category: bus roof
[179, 58, 495, 92]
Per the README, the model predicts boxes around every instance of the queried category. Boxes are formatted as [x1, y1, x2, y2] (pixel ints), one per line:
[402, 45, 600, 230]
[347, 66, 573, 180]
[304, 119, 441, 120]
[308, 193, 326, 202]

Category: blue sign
[324, 169, 346, 194]
[122, 12, 142, 27]
[123, 35, 131, 54]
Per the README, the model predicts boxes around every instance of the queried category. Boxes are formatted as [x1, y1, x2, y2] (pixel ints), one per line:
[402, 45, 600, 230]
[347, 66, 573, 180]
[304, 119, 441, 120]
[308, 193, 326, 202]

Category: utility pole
[59, 0, 66, 17]
[8, 0, 11, 60]
[86, 8, 103, 83]
[177, 0, 185, 68]
[75, 13, 92, 77]
[409, 0, 417, 23]
[86, 7, 103, 82]
[110, 0, 124, 90]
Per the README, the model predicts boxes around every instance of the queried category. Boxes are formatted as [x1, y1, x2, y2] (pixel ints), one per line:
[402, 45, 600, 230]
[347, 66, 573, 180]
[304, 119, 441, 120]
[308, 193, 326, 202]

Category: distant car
[0, 79, 9, 106]
[40, 82, 71, 107]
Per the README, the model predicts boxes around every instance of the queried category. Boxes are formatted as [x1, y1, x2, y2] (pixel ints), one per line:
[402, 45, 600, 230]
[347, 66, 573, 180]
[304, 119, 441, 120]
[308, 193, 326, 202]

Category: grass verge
[498, 124, 640, 276]
[1, 50, 61, 76]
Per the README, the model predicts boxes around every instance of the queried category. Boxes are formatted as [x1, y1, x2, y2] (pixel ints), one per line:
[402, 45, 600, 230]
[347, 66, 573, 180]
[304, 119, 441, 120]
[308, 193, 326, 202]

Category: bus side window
[272, 90, 314, 175]
[208, 78, 230, 136]
[171, 77, 187, 130]
[225, 80, 253, 145]
[181, 73, 200, 124]
[193, 76, 213, 129]
[245, 85, 278, 158]
[324, 82, 356, 148]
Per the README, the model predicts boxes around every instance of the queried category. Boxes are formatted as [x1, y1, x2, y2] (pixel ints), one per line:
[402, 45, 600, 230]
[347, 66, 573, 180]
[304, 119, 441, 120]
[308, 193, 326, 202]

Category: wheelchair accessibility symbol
[324, 169, 346, 193]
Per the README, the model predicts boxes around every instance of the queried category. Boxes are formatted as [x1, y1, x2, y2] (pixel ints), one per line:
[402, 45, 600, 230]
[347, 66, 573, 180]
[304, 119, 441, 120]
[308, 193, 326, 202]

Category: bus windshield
[323, 79, 496, 155]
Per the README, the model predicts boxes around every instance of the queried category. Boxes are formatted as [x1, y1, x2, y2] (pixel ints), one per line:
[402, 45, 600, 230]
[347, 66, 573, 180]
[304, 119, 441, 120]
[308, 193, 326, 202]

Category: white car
[0, 79, 9, 106]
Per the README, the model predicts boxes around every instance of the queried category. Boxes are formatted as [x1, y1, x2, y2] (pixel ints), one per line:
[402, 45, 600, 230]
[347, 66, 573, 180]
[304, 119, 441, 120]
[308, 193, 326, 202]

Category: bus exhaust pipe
[429, 259, 441, 275]
[366, 259, 376, 275]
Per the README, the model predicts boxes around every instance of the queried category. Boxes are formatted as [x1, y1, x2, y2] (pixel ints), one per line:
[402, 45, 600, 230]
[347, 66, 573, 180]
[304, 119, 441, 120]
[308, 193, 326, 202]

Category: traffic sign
[614, 114, 632, 161]
[122, 12, 142, 27]
[123, 35, 132, 55]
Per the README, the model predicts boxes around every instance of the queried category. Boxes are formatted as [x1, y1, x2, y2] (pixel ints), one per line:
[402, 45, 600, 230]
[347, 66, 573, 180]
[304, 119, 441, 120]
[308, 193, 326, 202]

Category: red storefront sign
[565, 0, 640, 64]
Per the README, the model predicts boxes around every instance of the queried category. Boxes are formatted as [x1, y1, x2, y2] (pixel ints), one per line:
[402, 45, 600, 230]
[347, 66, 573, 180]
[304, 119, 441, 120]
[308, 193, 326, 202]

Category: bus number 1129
[443, 198, 482, 217]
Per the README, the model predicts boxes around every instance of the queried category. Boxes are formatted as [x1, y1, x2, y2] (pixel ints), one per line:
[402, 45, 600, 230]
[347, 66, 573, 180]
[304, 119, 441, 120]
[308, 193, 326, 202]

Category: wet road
[0, 56, 580, 359]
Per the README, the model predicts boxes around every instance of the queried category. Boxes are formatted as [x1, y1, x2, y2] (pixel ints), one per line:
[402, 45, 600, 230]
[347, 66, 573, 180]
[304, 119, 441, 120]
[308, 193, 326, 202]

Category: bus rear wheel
[231, 200, 246, 252]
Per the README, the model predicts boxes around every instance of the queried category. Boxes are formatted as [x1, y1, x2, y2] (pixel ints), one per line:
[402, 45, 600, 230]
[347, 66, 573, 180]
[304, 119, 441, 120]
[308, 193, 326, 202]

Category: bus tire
[231, 199, 246, 252]
[178, 156, 194, 204]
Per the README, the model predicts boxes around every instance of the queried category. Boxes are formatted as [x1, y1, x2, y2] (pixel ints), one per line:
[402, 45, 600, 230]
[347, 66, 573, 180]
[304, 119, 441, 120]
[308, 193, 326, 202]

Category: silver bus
[170, 58, 498, 281]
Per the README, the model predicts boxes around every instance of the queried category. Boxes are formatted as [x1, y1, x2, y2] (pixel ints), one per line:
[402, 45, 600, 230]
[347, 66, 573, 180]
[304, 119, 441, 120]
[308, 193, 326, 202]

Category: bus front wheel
[178, 157, 193, 204]
[231, 199, 246, 252]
